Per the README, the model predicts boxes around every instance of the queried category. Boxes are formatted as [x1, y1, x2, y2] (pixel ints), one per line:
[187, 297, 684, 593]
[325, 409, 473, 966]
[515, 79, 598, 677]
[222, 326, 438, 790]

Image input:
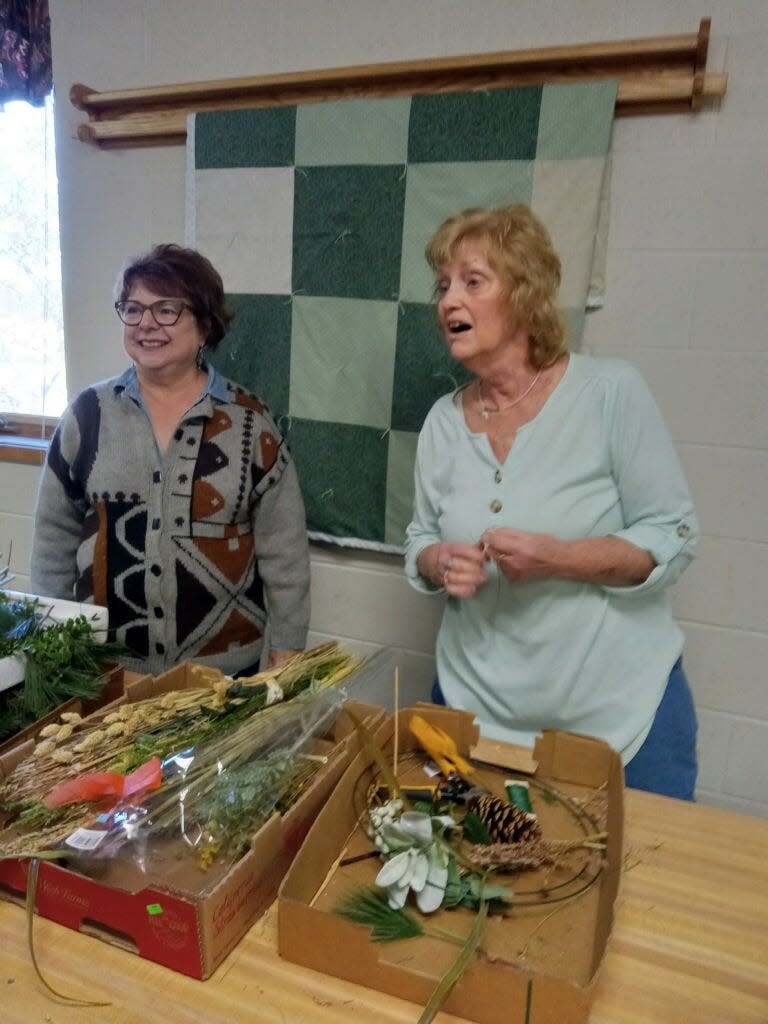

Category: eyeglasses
[115, 299, 192, 326]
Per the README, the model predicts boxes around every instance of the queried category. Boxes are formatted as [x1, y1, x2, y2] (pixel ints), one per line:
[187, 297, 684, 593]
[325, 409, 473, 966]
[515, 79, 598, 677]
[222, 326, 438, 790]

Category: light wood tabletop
[1, 788, 766, 1023]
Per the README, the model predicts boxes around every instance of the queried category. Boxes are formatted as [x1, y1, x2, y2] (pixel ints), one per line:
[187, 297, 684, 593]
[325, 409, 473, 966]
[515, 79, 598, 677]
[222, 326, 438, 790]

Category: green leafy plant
[0, 598, 126, 742]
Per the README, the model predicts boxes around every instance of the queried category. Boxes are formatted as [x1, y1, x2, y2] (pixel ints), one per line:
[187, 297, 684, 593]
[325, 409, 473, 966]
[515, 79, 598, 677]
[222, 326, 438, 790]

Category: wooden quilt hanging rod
[71, 18, 726, 149]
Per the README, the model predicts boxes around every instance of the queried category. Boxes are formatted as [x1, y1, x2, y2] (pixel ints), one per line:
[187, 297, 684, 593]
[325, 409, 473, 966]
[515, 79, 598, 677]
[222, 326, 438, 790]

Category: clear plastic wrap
[61, 682, 344, 884]
[0, 642, 387, 894]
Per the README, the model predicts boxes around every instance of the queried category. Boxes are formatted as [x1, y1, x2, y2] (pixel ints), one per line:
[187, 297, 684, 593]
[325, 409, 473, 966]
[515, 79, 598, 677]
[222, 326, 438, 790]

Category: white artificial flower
[370, 804, 455, 913]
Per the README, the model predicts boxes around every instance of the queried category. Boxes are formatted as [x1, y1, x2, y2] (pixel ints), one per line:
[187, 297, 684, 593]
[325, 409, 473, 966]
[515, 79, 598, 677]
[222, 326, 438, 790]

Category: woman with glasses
[30, 244, 310, 677]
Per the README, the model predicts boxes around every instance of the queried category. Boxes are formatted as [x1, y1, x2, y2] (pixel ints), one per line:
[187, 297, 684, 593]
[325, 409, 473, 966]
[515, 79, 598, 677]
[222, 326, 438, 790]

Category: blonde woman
[406, 205, 698, 798]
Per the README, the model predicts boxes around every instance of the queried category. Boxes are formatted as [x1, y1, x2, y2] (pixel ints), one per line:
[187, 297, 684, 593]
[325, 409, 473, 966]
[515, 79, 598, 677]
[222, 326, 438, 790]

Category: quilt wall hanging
[187, 80, 616, 551]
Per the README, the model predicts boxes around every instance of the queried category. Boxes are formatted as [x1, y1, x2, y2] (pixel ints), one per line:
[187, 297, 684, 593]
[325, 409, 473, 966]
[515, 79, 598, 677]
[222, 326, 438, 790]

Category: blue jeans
[623, 658, 697, 800]
[431, 658, 698, 801]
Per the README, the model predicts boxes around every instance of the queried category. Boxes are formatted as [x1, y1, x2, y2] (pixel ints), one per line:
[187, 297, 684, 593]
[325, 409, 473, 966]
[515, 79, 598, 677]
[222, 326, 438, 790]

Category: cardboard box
[0, 661, 383, 979]
[278, 704, 624, 1024]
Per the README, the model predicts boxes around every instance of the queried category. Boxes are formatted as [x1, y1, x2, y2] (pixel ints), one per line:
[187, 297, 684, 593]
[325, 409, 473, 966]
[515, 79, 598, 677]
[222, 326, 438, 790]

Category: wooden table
[1, 789, 766, 1023]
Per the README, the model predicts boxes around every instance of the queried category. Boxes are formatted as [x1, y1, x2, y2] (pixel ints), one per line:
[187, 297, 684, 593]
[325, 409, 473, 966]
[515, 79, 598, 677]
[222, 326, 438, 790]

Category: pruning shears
[409, 714, 487, 804]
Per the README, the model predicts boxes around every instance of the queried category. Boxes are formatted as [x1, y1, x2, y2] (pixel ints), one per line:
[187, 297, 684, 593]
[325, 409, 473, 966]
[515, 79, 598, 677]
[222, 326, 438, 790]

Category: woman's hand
[417, 542, 487, 598]
[481, 528, 562, 582]
[268, 648, 302, 668]
[481, 528, 656, 586]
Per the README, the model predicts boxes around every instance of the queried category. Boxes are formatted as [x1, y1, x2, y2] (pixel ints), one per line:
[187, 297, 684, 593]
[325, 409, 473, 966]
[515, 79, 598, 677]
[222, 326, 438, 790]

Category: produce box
[0, 659, 384, 979]
[278, 704, 624, 1024]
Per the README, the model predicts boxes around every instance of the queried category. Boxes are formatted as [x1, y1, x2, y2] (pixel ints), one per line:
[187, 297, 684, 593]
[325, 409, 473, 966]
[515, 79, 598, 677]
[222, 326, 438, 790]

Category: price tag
[65, 828, 108, 851]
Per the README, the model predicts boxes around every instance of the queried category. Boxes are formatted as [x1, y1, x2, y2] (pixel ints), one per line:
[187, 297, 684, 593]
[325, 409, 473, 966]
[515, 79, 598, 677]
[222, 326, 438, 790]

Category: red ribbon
[44, 756, 163, 808]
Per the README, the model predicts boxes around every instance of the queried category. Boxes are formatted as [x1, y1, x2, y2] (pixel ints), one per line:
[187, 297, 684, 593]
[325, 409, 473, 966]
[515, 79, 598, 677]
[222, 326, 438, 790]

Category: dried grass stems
[0, 643, 363, 859]
[466, 832, 609, 872]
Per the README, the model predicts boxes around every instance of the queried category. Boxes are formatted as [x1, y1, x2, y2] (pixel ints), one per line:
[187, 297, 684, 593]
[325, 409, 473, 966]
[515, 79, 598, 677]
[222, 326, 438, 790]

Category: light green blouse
[405, 354, 698, 763]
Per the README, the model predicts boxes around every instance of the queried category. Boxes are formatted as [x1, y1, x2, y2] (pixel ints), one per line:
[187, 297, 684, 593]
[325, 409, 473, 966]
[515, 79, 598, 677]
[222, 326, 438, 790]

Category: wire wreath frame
[347, 747, 608, 911]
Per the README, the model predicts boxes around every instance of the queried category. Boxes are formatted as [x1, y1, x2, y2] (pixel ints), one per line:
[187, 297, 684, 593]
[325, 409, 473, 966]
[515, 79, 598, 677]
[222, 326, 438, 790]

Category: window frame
[0, 92, 63, 466]
[0, 414, 55, 466]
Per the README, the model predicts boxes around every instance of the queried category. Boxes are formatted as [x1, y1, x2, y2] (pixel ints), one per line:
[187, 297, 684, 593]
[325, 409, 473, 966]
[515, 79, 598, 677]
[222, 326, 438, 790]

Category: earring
[196, 346, 206, 369]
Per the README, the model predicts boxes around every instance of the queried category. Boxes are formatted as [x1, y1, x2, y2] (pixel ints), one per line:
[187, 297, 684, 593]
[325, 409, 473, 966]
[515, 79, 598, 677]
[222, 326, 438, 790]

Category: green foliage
[334, 886, 424, 942]
[110, 654, 348, 775]
[442, 859, 511, 913]
[460, 809, 492, 845]
[0, 606, 126, 742]
[343, 707, 403, 805]
[441, 858, 470, 909]
[417, 899, 489, 1024]
[196, 751, 299, 864]
[1, 798, 75, 833]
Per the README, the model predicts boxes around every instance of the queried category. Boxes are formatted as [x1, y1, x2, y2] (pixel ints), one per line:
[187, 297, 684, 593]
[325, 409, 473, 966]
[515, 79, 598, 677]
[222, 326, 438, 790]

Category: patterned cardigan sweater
[30, 365, 310, 676]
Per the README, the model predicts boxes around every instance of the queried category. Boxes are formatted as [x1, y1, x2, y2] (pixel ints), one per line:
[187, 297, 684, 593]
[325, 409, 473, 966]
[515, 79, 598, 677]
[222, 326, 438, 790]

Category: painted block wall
[1, 0, 765, 815]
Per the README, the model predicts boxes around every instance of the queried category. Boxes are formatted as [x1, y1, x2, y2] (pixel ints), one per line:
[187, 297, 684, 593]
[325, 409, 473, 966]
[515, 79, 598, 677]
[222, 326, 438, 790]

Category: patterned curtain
[0, 0, 51, 106]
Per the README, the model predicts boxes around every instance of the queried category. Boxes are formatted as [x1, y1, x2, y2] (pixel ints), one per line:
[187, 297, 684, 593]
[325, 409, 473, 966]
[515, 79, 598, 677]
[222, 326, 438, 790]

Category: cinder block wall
[1, 0, 764, 815]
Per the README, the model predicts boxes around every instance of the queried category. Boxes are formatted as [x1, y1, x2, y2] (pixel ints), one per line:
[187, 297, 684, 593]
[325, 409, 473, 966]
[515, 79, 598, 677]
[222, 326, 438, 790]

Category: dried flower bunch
[0, 643, 364, 867]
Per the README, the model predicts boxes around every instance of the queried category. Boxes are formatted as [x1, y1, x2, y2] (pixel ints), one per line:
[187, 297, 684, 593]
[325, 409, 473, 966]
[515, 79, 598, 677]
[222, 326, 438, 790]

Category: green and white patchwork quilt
[187, 81, 616, 550]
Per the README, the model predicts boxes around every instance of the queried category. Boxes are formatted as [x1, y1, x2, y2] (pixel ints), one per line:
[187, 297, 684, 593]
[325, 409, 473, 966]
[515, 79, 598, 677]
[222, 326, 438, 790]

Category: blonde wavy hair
[425, 204, 567, 368]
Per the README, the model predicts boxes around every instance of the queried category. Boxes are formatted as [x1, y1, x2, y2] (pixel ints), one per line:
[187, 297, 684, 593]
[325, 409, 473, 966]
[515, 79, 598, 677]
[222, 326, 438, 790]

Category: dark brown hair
[117, 243, 233, 350]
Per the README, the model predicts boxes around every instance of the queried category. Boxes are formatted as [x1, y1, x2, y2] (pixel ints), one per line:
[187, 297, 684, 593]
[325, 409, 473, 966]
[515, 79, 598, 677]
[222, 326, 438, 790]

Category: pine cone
[468, 794, 541, 843]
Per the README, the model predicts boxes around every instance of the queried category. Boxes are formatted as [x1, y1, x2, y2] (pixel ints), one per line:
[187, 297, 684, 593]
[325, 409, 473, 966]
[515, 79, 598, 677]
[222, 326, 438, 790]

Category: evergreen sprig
[0, 607, 126, 742]
[334, 887, 425, 942]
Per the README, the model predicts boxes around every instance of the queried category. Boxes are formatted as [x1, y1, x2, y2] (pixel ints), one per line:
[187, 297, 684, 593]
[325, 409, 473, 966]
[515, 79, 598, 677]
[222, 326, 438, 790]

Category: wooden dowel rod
[74, 71, 727, 148]
[70, 29, 707, 115]
[70, 19, 725, 149]
[619, 71, 727, 104]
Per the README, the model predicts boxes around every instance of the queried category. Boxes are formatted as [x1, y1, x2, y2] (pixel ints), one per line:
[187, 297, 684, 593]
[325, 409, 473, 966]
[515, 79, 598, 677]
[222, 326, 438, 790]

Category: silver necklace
[479, 369, 542, 420]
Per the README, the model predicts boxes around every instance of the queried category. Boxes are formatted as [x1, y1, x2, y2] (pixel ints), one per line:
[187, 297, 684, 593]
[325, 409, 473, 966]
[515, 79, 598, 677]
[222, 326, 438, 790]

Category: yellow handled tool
[409, 714, 475, 778]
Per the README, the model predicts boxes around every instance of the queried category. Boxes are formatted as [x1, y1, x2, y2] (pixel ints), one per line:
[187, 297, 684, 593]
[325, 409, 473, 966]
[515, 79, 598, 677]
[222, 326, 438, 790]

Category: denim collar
[113, 362, 230, 404]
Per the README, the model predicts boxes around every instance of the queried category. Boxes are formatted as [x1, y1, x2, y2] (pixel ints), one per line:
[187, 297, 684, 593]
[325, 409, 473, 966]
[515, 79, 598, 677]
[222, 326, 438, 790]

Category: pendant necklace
[479, 369, 542, 421]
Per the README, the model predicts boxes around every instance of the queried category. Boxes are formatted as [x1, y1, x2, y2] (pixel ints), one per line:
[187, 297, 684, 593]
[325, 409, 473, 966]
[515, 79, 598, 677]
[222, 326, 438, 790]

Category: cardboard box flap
[0, 738, 34, 782]
[533, 728, 617, 788]
[470, 735, 538, 775]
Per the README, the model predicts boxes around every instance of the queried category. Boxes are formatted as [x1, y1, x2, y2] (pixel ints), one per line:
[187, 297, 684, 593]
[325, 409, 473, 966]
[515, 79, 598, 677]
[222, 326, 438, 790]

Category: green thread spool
[505, 779, 534, 814]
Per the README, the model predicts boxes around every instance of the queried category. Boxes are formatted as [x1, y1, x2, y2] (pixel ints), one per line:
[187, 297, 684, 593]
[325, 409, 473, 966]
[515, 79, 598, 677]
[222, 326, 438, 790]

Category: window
[0, 94, 65, 430]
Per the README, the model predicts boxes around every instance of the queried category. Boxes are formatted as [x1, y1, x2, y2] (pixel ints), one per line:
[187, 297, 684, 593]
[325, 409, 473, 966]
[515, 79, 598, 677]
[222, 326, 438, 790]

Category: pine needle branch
[334, 887, 424, 942]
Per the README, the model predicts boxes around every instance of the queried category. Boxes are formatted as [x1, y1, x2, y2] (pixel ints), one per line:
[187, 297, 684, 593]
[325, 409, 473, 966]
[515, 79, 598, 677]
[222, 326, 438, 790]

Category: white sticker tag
[423, 761, 442, 778]
[65, 828, 108, 851]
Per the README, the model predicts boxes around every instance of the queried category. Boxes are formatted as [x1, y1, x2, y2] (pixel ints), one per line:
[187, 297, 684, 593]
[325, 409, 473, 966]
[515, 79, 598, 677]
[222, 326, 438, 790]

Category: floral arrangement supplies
[0, 643, 366, 889]
[278, 708, 624, 1024]
[0, 592, 122, 744]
